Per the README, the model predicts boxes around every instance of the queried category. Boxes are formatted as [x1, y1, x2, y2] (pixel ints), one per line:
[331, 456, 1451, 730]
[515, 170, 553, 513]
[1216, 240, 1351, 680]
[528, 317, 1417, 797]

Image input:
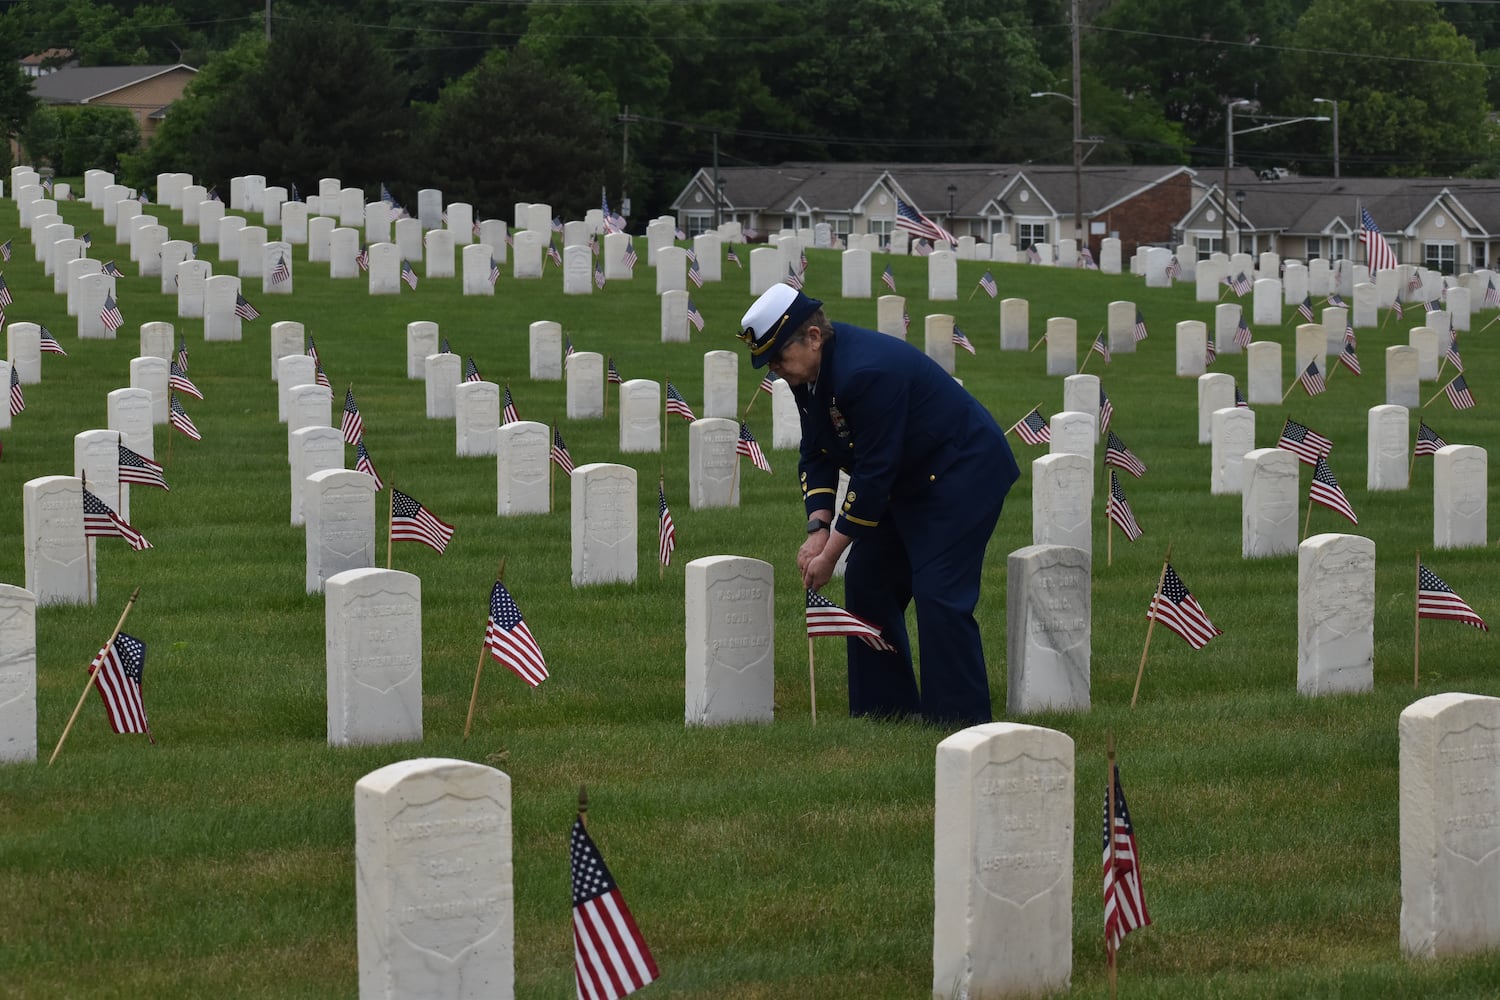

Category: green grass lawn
[2, 187, 1499, 998]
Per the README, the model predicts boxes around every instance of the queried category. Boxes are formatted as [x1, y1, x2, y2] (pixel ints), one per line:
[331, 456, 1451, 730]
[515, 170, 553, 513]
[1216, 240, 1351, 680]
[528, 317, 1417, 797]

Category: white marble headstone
[0, 583, 37, 763]
[1368, 404, 1409, 491]
[1434, 445, 1487, 549]
[326, 568, 423, 748]
[1006, 545, 1090, 715]
[1297, 533, 1375, 696]
[684, 555, 774, 726]
[1031, 454, 1092, 555]
[1242, 447, 1299, 558]
[496, 421, 550, 516]
[23, 476, 90, 605]
[305, 469, 377, 594]
[570, 463, 638, 586]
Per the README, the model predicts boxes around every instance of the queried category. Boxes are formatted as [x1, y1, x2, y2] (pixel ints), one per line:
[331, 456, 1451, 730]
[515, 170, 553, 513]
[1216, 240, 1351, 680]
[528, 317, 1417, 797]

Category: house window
[1331, 237, 1350, 261]
[1196, 236, 1222, 259]
[869, 218, 892, 248]
[825, 215, 851, 244]
[1306, 238, 1321, 260]
[1424, 242, 1456, 275]
[1472, 242, 1486, 270]
[1017, 222, 1048, 249]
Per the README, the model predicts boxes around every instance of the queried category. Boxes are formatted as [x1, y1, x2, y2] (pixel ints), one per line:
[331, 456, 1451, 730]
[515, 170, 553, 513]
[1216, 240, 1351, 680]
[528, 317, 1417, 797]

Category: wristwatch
[806, 518, 831, 534]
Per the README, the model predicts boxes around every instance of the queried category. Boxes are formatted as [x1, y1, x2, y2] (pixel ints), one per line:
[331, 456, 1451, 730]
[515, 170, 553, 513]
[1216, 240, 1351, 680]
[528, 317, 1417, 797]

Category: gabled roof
[30, 64, 196, 105]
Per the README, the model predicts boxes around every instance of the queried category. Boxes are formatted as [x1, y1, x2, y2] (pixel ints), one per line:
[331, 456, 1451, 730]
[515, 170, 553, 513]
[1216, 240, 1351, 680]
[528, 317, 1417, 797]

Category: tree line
[0, 0, 1493, 222]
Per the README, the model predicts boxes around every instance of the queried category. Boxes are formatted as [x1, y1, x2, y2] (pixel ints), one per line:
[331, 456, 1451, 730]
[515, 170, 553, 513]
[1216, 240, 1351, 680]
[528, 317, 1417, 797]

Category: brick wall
[1091, 172, 1192, 258]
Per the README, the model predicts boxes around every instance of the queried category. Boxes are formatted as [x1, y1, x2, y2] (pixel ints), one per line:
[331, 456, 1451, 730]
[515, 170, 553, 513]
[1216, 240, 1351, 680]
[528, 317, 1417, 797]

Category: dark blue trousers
[842, 489, 1004, 727]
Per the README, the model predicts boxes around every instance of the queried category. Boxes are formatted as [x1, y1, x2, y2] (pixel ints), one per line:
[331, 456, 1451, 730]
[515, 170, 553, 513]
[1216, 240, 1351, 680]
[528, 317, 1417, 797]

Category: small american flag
[270, 255, 291, 285]
[571, 816, 658, 999]
[355, 438, 383, 489]
[307, 334, 323, 366]
[1414, 421, 1447, 457]
[622, 244, 638, 270]
[1327, 292, 1347, 307]
[1309, 456, 1358, 524]
[1149, 563, 1222, 649]
[1486, 279, 1500, 309]
[1444, 374, 1475, 410]
[1235, 384, 1249, 408]
[1297, 295, 1314, 322]
[1025, 245, 1040, 265]
[90, 632, 150, 735]
[1205, 334, 1217, 366]
[489, 257, 500, 286]
[594, 263, 606, 289]
[1009, 408, 1050, 446]
[657, 483, 677, 567]
[1091, 331, 1110, 364]
[1098, 387, 1114, 436]
[806, 589, 894, 650]
[881, 265, 896, 292]
[674, 226, 686, 240]
[903, 310, 910, 332]
[1336, 342, 1362, 376]
[687, 299, 705, 332]
[400, 259, 418, 290]
[978, 270, 997, 298]
[101, 260, 125, 278]
[1418, 564, 1489, 631]
[687, 260, 703, 287]
[1231, 272, 1252, 296]
[798, 246, 809, 274]
[1445, 336, 1463, 372]
[175, 337, 188, 371]
[313, 359, 330, 389]
[552, 216, 564, 233]
[390, 488, 455, 554]
[1298, 359, 1327, 396]
[83, 487, 152, 550]
[464, 356, 482, 383]
[503, 384, 519, 424]
[759, 373, 778, 396]
[952, 325, 975, 356]
[118, 442, 168, 490]
[551, 426, 575, 475]
[485, 581, 548, 686]
[8, 362, 24, 415]
[100, 294, 124, 332]
[1234, 312, 1252, 348]
[169, 360, 203, 399]
[341, 388, 364, 445]
[1165, 255, 1181, 280]
[1080, 245, 1098, 270]
[233, 292, 260, 321]
[81, 231, 92, 249]
[1103, 762, 1151, 954]
[607, 359, 622, 385]
[1392, 298, 1405, 320]
[169, 394, 201, 440]
[1277, 418, 1332, 465]
[737, 422, 771, 472]
[0, 239, 10, 261]
[1106, 471, 1142, 540]
[355, 245, 370, 272]
[546, 240, 563, 268]
[565, 335, 575, 358]
[726, 246, 741, 268]
[784, 263, 803, 290]
[1343, 323, 1356, 349]
[665, 381, 696, 422]
[1132, 309, 1148, 342]
[1360, 206, 1398, 274]
[1105, 430, 1147, 478]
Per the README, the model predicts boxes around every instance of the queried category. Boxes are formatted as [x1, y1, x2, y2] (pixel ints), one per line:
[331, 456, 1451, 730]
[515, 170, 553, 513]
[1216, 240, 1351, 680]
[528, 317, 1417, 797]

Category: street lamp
[1313, 97, 1340, 178]
[1234, 190, 1246, 253]
[1030, 90, 1084, 245]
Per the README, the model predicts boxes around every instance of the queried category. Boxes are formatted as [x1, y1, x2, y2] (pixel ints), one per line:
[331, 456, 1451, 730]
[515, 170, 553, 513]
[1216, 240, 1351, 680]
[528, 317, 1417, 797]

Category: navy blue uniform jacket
[794, 323, 1020, 542]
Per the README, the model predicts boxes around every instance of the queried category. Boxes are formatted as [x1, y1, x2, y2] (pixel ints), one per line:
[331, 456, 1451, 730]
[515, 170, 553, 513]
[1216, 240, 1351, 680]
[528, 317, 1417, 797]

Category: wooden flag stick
[116, 432, 124, 513]
[1280, 376, 1302, 405]
[49, 586, 141, 766]
[1106, 729, 1120, 1000]
[549, 422, 556, 512]
[661, 376, 670, 455]
[1423, 378, 1456, 409]
[1414, 550, 1422, 690]
[578, 783, 589, 826]
[1131, 543, 1173, 709]
[1078, 345, 1094, 375]
[463, 557, 506, 741]
[1477, 312, 1500, 333]
[1029, 332, 1048, 352]
[1303, 489, 1315, 540]
[1107, 513, 1114, 568]
[966, 284, 979, 302]
[807, 636, 817, 726]
[1409, 426, 1420, 481]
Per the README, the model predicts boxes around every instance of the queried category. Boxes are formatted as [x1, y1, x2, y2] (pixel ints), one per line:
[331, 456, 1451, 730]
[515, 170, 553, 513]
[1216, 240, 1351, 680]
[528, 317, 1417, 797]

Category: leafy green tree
[193, 15, 410, 195]
[57, 104, 139, 173]
[17, 104, 62, 167]
[1283, 0, 1487, 176]
[420, 47, 614, 220]
[11, 0, 215, 65]
[118, 29, 265, 191]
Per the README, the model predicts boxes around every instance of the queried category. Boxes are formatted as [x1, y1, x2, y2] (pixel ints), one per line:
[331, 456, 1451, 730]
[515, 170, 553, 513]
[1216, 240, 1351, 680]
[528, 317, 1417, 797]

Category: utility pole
[712, 132, 721, 229]
[1070, 0, 1084, 246]
[619, 105, 636, 219]
[265, 0, 272, 41]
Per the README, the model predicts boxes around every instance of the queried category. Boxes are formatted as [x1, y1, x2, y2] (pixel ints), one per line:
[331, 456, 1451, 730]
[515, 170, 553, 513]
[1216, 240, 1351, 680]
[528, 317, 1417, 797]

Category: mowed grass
[2, 190, 1499, 999]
